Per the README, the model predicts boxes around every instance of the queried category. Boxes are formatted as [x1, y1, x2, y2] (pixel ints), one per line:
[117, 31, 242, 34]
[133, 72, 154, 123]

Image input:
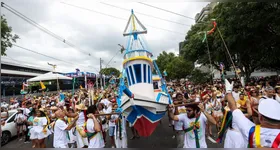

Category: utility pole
[100, 58, 103, 89]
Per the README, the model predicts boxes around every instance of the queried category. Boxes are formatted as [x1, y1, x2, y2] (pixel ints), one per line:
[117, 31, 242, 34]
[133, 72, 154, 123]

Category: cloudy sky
[1, 0, 209, 73]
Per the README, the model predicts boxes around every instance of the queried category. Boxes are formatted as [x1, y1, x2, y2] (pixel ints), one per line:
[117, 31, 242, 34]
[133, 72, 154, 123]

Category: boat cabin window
[153, 81, 159, 89]
[133, 64, 142, 83]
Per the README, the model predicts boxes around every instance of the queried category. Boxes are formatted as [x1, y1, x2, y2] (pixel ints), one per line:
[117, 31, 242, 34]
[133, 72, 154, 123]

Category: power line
[61, 2, 185, 35]
[100, 2, 191, 27]
[1, 2, 92, 56]
[11, 44, 99, 72]
[138, 2, 195, 20]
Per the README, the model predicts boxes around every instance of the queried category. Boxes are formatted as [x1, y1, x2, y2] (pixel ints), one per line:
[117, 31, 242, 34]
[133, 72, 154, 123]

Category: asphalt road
[2, 115, 223, 148]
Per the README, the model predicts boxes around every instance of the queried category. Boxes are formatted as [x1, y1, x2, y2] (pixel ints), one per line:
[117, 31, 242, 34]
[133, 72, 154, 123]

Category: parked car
[1, 109, 18, 145]
[1, 102, 9, 108]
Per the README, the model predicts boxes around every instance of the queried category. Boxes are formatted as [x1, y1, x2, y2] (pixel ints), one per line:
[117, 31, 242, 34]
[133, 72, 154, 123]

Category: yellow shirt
[237, 99, 246, 112]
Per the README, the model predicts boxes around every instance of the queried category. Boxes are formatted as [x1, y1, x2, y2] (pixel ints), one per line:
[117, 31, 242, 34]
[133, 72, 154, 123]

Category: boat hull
[120, 93, 169, 136]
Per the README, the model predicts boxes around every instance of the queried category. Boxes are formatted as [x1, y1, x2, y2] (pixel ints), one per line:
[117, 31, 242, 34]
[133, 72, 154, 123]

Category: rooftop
[1, 57, 52, 72]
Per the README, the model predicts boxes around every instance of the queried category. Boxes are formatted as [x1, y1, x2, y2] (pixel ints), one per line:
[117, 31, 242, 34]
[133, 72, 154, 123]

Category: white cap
[258, 98, 280, 121]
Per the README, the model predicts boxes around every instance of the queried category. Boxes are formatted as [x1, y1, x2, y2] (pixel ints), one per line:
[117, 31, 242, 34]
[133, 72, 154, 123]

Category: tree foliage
[155, 51, 176, 72]
[1, 15, 19, 56]
[189, 69, 211, 84]
[155, 51, 194, 80]
[182, 2, 280, 79]
[100, 67, 120, 77]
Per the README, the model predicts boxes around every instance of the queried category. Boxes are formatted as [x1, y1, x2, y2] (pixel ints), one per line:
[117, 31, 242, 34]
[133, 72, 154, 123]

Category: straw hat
[50, 106, 58, 111]
[76, 103, 87, 110]
[216, 92, 222, 97]
[39, 108, 45, 113]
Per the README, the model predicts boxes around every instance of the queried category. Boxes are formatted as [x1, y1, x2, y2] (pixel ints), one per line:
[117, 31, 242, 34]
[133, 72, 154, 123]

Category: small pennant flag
[163, 70, 167, 76]
[40, 81, 46, 90]
[202, 32, 207, 43]
[60, 93, 65, 102]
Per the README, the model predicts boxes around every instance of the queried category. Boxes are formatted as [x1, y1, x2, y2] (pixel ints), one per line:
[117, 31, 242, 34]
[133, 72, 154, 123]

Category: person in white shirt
[107, 104, 118, 148]
[97, 103, 108, 144]
[225, 79, 280, 148]
[14, 108, 27, 141]
[168, 102, 217, 148]
[172, 93, 186, 148]
[114, 115, 128, 148]
[53, 110, 78, 148]
[217, 105, 251, 148]
[63, 103, 88, 148]
[86, 105, 104, 148]
[232, 86, 240, 101]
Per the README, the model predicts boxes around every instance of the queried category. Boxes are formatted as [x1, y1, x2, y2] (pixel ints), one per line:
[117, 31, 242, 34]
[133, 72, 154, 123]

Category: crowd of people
[1, 76, 280, 148]
[167, 76, 280, 148]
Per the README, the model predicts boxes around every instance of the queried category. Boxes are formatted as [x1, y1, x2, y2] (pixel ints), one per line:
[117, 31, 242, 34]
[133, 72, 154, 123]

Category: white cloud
[2, 0, 208, 73]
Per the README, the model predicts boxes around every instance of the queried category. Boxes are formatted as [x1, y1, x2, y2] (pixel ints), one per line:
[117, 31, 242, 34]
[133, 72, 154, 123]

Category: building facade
[195, 2, 218, 23]
[1, 59, 51, 96]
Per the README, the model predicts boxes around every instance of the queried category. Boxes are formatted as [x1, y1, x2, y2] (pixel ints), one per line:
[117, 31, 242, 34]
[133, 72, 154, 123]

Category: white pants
[75, 128, 88, 148]
[115, 136, 128, 148]
[54, 144, 68, 148]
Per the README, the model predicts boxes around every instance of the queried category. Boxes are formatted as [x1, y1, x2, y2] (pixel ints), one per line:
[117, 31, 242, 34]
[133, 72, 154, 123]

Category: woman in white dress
[29, 108, 51, 148]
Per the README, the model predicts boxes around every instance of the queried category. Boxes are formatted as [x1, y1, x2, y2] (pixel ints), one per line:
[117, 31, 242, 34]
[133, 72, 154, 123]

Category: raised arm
[65, 115, 79, 130]
[63, 109, 78, 118]
[168, 104, 179, 121]
[88, 114, 101, 132]
[198, 103, 216, 125]
[244, 99, 252, 118]
[225, 79, 238, 111]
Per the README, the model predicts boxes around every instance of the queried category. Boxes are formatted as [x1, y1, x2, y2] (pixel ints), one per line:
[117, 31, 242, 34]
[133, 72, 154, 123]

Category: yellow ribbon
[218, 110, 228, 134]
[255, 125, 262, 148]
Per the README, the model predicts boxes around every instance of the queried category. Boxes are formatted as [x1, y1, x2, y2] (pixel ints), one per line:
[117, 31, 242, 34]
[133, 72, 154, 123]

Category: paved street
[2, 114, 223, 148]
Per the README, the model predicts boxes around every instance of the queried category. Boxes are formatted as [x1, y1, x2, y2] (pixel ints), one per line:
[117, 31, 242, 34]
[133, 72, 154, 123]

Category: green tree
[182, 2, 280, 79]
[100, 67, 120, 77]
[155, 51, 193, 80]
[155, 51, 176, 72]
[1, 15, 19, 56]
[189, 69, 211, 84]
[165, 56, 194, 80]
